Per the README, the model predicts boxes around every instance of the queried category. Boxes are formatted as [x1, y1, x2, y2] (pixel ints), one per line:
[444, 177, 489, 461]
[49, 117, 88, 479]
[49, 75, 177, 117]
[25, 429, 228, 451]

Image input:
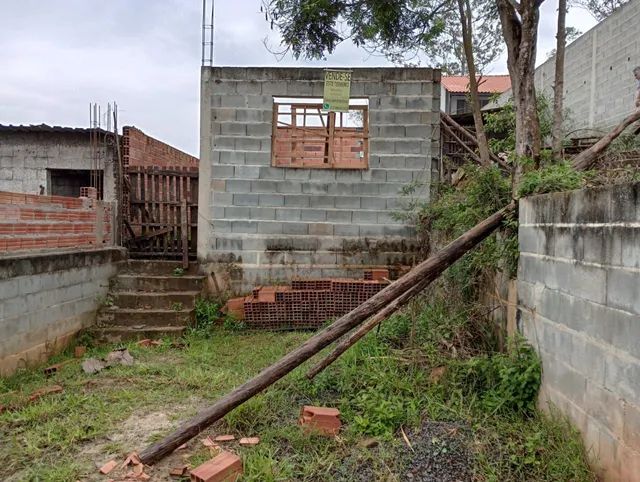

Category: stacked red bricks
[239, 270, 390, 330]
[0, 191, 112, 253]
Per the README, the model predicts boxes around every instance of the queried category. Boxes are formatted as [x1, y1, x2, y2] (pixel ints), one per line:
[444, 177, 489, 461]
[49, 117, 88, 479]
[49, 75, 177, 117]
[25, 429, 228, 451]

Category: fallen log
[306, 277, 431, 380]
[571, 109, 640, 171]
[138, 201, 516, 465]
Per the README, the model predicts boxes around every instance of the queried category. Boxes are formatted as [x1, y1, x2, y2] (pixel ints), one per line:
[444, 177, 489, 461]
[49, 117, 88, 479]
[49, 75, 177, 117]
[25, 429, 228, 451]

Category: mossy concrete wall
[518, 182, 640, 480]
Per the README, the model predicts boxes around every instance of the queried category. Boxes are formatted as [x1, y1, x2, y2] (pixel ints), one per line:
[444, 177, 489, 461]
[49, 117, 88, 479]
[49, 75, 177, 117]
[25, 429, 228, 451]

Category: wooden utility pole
[551, 0, 567, 159]
[138, 202, 516, 465]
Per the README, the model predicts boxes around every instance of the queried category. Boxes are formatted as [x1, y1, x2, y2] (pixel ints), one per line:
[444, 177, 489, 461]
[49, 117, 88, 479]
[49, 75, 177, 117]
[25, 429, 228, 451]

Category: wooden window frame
[271, 100, 369, 169]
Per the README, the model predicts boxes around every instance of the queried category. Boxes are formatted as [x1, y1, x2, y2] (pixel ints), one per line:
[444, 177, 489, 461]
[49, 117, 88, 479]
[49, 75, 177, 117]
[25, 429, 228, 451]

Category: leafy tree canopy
[263, 0, 503, 74]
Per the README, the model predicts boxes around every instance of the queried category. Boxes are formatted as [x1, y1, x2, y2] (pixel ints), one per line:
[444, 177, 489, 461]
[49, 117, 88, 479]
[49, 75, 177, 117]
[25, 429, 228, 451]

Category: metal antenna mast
[201, 0, 214, 66]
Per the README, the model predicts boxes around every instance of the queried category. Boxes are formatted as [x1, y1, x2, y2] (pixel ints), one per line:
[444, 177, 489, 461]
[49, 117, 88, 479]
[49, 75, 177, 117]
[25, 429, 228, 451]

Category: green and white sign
[323, 70, 352, 112]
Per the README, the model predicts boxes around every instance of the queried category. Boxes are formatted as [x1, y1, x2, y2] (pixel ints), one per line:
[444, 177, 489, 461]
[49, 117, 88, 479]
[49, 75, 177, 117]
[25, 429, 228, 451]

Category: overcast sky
[0, 0, 597, 156]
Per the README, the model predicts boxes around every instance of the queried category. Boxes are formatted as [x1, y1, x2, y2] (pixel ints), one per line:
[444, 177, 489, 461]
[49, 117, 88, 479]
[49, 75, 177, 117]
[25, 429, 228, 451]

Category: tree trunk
[138, 202, 516, 465]
[551, 0, 567, 159]
[458, 0, 492, 166]
[497, 0, 543, 174]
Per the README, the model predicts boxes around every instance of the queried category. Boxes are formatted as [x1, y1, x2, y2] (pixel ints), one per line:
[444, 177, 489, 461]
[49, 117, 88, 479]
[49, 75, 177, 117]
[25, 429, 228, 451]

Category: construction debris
[213, 434, 235, 442]
[299, 406, 341, 436]
[136, 339, 162, 347]
[82, 348, 135, 374]
[238, 437, 260, 446]
[189, 451, 243, 482]
[99, 459, 118, 475]
[28, 385, 63, 402]
[169, 465, 189, 477]
[121, 452, 142, 467]
[43, 360, 72, 376]
[138, 205, 514, 464]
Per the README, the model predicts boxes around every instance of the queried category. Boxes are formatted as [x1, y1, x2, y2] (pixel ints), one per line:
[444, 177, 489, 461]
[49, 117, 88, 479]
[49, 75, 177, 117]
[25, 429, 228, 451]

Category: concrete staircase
[92, 260, 205, 342]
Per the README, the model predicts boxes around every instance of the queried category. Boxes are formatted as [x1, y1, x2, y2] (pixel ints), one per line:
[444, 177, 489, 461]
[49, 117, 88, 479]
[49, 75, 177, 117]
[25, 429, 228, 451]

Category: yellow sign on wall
[323, 70, 352, 112]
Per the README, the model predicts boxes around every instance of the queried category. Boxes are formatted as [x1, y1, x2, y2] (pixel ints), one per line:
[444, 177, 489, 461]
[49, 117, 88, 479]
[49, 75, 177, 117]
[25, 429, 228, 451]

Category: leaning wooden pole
[571, 109, 640, 171]
[138, 201, 516, 465]
[306, 278, 430, 380]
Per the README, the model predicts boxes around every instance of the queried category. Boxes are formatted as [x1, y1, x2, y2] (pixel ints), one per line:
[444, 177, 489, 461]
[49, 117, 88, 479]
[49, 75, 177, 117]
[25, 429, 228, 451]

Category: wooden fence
[125, 166, 198, 265]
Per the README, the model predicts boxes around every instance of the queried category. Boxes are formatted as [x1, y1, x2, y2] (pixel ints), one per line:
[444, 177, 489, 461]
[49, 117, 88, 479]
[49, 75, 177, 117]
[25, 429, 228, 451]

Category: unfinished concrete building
[198, 67, 441, 292]
[0, 125, 118, 200]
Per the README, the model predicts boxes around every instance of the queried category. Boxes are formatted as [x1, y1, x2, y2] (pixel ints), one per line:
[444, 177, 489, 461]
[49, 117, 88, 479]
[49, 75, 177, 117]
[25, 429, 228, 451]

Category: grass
[0, 295, 596, 481]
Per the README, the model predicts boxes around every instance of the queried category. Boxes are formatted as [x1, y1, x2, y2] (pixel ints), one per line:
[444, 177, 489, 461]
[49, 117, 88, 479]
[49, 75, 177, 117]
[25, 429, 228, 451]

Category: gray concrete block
[335, 196, 361, 209]
[386, 170, 414, 182]
[233, 193, 260, 206]
[327, 210, 352, 223]
[247, 123, 273, 137]
[235, 137, 262, 151]
[276, 181, 302, 193]
[606, 268, 640, 315]
[282, 222, 309, 235]
[221, 95, 247, 108]
[235, 166, 260, 179]
[336, 171, 363, 182]
[250, 207, 277, 220]
[232, 221, 258, 233]
[301, 182, 329, 195]
[221, 206, 251, 219]
[216, 237, 243, 251]
[218, 150, 246, 165]
[301, 209, 327, 222]
[236, 109, 270, 123]
[259, 167, 285, 180]
[250, 180, 279, 193]
[276, 208, 301, 221]
[362, 197, 387, 210]
[284, 195, 310, 208]
[309, 170, 337, 181]
[353, 211, 378, 224]
[245, 152, 271, 166]
[309, 223, 333, 236]
[259, 194, 285, 207]
[285, 169, 311, 181]
[334, 224, 359, 236]
[220, 123, 247, 135]
[212, 165, 235, 179]
[236, 81, 262, 95]
[309, 195, 335, 208]
[258, 221, 283, 234]
[226, 179, 252, 193]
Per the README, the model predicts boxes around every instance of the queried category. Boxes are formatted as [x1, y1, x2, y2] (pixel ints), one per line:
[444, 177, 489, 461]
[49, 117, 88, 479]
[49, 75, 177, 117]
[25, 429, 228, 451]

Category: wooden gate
[124, 166, 198, 265]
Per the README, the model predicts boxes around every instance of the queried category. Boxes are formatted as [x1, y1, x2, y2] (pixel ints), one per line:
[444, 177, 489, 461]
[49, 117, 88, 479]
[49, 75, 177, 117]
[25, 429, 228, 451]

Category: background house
[440, 75, 511, 115]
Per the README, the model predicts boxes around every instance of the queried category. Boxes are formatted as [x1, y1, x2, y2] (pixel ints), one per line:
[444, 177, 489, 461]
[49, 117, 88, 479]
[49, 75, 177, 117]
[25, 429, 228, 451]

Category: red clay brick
[189, 451, 242, 482]
[300, 406, 341, 436]
[99, 459, 118, 475]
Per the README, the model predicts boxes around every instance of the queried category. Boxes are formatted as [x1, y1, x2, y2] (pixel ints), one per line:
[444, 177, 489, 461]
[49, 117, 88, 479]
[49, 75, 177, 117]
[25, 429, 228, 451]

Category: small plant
[517, 162, 588, 197]
[172, 267, 185, 277]
[171, 302, 184, 312]
[192, 297, 221, 334]
[98, 294, 115, 308]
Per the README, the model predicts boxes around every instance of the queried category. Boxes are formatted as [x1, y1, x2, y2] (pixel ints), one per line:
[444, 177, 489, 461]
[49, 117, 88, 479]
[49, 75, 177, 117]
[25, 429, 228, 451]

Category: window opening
[271, 97, 369, 169]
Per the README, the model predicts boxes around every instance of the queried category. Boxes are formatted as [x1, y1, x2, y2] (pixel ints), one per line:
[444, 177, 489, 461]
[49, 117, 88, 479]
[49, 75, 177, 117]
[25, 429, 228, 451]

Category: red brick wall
[122, 126, 198, 168]
[0, 191, 113, 253]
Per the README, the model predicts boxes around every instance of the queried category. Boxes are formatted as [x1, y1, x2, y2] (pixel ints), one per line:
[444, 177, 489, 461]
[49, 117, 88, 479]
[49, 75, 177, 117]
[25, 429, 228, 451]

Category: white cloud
[0, 0, 599, 155]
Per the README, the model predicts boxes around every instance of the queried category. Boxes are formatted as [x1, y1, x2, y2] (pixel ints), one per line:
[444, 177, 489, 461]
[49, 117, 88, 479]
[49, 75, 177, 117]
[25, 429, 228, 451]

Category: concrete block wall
[534, 0, 639, 131]
[0, 247, 126, 376]
[518, 182, 640, 480]
[199, 67, 440, 292]
[122, 126, 199, 168]
[0, 130, 116, 201]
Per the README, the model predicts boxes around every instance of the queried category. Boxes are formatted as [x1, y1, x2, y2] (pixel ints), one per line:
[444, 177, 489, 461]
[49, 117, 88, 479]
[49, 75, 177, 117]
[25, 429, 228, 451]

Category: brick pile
[230, 270, 390, 330]
[0, 191, 112, 252]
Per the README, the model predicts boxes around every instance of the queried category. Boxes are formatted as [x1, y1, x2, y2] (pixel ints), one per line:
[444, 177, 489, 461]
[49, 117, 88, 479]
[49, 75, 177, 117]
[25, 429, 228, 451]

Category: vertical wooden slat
[181, 199, 188, 268]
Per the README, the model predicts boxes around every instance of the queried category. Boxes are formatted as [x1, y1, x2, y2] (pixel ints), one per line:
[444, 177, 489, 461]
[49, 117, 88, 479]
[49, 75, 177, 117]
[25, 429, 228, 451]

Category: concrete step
[97, 307, 194, 327]
[112, 291, 201, 310]
[89, 325, 186, 343]
[112, 274, 205, 292]
[119, 260, 200, 276]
